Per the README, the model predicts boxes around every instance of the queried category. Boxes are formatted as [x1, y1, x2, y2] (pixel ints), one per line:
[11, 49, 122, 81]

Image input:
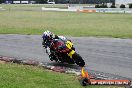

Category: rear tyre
[72, 53, 85, 67]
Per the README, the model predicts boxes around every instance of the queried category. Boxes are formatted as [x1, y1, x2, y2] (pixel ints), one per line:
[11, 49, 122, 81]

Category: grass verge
[0, 62, 124, 88]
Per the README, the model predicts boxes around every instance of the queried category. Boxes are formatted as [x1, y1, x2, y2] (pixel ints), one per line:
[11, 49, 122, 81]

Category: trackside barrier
[42, 7, 132, 13]
[82, 8, 132, 13]
[95, 8, 132, 13]
[77, 10, 96, 13]
[41, 7, 77, 12]
[41, 7, 96, 13]
[69, 6, 132, 13]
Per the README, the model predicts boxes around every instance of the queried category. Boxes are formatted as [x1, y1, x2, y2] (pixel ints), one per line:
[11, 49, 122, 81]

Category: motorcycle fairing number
[66, 41, 75, 58]
[66, 41, 73, 49]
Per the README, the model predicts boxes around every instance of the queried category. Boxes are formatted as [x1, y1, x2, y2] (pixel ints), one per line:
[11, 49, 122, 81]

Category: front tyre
[80, 78, 90, 86]
[72, 53, 85, 67]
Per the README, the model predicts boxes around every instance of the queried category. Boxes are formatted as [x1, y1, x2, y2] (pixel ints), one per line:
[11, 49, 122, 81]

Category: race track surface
[0, 34, 132, 79]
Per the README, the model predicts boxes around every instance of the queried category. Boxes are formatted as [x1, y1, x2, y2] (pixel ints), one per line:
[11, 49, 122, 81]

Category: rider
[42, 30, 67, 48]
[42, 30, 67, 61]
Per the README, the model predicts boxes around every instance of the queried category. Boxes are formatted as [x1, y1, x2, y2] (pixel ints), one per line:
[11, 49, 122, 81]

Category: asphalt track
[0, 34, 132, 79]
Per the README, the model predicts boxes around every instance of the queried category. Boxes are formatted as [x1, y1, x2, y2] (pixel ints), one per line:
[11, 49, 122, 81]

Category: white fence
[21, 1, 28, 4]
[88, 8, 132, 13]
[13, 1, 21, 4]
[13, 1, 33, 4]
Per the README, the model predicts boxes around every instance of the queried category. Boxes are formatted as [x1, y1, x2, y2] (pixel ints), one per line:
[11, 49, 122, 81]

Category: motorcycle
[44, 38, 85, 67]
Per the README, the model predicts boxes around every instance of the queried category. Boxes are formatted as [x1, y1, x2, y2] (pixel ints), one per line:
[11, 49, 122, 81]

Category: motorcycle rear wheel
[72, 53, 85, 67]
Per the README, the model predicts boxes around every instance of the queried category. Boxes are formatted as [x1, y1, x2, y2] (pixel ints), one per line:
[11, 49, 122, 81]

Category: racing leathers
[42, 35, 67, 61]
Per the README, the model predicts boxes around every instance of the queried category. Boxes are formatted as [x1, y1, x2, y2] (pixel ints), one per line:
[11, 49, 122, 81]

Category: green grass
[0, 63, 121, 88]
[0, 4, 132, 38]
[0, 63, 80, 88]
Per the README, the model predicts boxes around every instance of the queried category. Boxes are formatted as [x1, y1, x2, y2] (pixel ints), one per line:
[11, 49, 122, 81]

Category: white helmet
[42, 30, 55, 40]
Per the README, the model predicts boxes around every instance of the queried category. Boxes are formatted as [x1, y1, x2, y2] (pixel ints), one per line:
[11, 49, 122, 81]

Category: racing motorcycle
[44, 39, 85, 67]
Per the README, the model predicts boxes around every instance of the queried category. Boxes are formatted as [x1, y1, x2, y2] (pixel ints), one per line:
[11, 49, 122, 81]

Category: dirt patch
[0, 56, 5, 64]
[0, 60, 6, 64]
